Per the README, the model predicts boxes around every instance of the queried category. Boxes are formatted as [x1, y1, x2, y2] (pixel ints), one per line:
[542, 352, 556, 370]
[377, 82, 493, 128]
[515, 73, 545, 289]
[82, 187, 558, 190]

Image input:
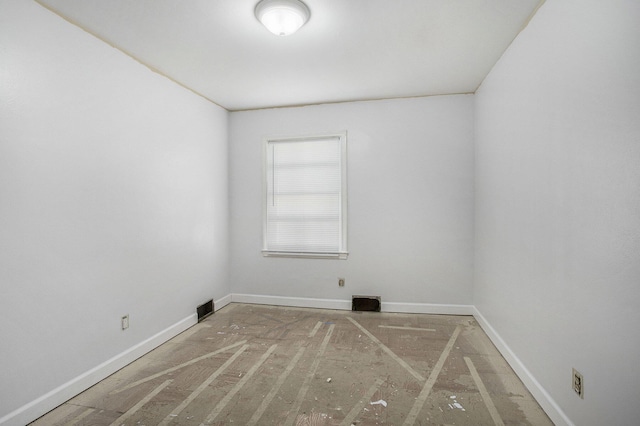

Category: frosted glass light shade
[255, 0, 310, 36]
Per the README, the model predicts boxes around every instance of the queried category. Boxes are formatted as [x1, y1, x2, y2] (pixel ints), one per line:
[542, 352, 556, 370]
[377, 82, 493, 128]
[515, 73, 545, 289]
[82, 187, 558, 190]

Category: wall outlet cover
[572, 368, 584, 399]
[121, 315, 129, 330]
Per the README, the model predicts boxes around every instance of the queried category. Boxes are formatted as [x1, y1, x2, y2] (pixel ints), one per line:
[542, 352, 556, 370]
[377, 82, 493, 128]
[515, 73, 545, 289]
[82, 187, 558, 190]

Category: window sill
[262, 250, 348, 260]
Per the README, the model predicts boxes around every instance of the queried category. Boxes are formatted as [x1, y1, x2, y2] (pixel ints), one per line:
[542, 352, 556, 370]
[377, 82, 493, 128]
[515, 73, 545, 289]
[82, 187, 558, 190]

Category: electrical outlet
[572, 368, 584, 398]
[338, 278, 345, 287]
[121, 314, 129, 330]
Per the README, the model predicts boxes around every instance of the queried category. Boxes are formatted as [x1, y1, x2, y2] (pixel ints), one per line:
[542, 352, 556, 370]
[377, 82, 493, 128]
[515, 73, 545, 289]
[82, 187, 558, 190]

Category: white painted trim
[383, 301, 474, 315]
[0, 314, 197, 426]
[472, 307, 573, 426]
[230, 293, 474, 315]
[215, 294, 233, 311]
[232, 293, 352, 310]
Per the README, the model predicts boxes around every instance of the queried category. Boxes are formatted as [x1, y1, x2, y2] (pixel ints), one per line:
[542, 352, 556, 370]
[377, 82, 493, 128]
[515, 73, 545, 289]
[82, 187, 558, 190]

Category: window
[263, 133, 347, 259]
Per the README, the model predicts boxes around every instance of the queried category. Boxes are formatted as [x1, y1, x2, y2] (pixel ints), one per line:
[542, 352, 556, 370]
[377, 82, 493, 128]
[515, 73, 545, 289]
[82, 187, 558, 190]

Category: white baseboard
[383, 301, 474, 315]
[472, 307, 573, 426]
[0, 314, 197, 426]
[231, 293, 352, 310]
[215, 293, 233, 311]
[230, 293, 474, 315]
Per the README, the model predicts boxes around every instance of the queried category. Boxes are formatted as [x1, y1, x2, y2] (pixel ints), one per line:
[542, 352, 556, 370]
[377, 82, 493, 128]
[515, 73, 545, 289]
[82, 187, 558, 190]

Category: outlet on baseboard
[572, 368, 584, 399]
[121, 314, 129, 330]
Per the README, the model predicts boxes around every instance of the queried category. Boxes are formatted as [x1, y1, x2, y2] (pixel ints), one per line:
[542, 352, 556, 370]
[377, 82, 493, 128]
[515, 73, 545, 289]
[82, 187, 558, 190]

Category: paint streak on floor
[30, 303, 553, 425]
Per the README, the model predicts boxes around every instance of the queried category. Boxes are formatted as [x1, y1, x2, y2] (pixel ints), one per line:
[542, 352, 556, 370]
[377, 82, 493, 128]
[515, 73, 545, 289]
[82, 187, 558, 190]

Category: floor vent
[197, 299, 214, 322]
[352, 295, 381, 312]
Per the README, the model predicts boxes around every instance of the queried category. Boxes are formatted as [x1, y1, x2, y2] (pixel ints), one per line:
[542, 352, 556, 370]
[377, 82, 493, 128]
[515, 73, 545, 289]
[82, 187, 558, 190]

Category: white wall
[229, 96, 474, 308]
[0, 1, 229, 424]
[474, 1, 640, 425]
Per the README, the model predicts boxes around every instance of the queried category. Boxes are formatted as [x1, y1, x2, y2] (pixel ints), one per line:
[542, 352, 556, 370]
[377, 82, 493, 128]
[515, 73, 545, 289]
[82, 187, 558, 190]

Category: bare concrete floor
[31, 303, 553, 425]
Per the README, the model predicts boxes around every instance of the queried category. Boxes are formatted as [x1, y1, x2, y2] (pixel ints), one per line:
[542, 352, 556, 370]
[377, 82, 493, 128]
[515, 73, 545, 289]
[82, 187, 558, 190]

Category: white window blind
[263, 133, 347, 259]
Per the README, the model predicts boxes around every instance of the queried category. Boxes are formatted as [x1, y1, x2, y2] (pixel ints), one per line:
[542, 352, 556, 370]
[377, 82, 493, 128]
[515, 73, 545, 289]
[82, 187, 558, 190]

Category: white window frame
[262, 132, 348, 259]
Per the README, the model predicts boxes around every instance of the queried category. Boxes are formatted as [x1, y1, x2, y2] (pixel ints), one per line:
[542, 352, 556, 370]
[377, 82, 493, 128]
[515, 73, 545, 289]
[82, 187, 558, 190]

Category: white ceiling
[36, 0, 543, 111]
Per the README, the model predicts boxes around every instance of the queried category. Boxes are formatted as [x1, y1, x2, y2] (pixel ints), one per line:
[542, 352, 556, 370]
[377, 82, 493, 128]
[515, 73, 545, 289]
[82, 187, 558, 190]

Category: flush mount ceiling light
[255, 0, 310, 36]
